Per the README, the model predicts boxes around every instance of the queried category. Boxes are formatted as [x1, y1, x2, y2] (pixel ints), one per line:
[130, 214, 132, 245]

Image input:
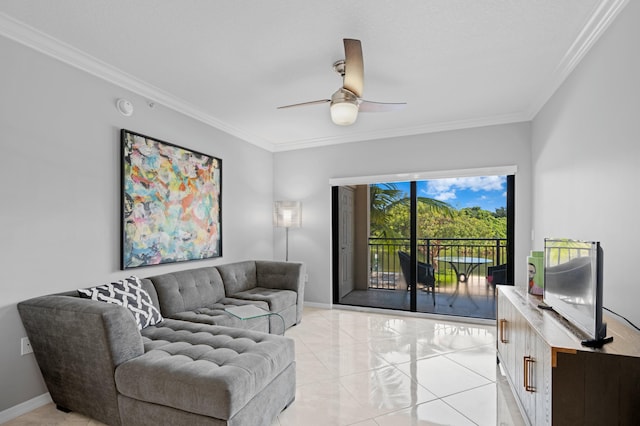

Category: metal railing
[369, 237, 507, 289]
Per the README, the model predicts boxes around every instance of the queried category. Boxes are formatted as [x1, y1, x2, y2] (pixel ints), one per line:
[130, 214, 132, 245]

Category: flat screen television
[543, 238, 607, 343]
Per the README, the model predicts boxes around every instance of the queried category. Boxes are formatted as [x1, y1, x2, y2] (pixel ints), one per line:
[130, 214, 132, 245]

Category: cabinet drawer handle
[523, 356, 535, 392]
[499, 319, 508, 343]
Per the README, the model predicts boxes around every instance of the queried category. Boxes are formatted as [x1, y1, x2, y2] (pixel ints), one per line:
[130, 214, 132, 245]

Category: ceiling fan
[277, 38, 407, 126]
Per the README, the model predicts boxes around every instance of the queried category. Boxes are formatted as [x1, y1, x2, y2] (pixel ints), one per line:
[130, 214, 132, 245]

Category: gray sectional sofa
[18, 260, 305, 426]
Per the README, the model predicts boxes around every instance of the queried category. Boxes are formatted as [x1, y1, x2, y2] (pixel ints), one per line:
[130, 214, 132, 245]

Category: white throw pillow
[78, 276, 163, 330]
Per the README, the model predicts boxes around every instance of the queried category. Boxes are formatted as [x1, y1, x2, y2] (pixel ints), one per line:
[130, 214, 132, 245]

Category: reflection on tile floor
[339, 276, 498, 320]
[6, 307, 524, 425]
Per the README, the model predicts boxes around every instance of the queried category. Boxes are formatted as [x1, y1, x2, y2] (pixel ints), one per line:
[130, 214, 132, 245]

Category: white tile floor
[279, 307, 505, 426]
[6, 307, 524, 425]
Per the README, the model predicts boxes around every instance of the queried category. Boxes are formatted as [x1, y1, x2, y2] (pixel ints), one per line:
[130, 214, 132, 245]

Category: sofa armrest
[255, 261, 304, 291]
[18, 295, 144, 425]
[255, 261, 305, 324]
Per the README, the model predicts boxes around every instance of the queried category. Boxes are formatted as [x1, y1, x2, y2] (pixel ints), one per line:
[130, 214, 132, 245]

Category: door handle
[523, 356, 535, 392]
[499, 319, 508, 343]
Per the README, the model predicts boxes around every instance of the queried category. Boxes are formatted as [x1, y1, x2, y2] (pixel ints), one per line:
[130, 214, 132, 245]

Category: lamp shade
[330, 101, 359, 126]
[273, 201, 301, 228]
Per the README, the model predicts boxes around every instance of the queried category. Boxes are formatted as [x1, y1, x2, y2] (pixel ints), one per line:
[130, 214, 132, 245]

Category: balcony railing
[369, 237, 507, 290]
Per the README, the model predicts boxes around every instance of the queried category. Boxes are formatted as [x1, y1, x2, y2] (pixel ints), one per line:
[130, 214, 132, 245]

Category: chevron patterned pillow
[78, 276, 163, 330]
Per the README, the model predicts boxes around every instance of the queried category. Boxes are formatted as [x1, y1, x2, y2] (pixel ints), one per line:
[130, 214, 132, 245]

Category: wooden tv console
[497, 286, 640, 425]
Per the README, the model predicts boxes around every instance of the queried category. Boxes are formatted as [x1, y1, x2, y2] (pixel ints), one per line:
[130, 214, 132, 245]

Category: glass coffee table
[224, 305, 285, 335]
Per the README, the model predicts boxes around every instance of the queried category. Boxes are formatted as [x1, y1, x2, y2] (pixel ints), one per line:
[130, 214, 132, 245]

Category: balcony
[369, 237, 506, 288]
[339, 237, 507, 320]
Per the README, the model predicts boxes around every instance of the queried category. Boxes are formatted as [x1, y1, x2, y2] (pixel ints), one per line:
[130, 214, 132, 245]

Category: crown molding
[524, 0, 629, 119]
[272, 111, 530, 152]
[0, 0, 627, 153]
[0, 12, 275, 152]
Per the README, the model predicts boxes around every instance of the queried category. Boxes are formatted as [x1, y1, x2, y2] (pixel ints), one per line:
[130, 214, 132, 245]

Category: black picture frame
[121, 129, 222, 269]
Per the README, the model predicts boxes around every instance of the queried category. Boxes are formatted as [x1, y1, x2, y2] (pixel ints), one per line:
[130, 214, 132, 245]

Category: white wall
[0, 36, 274, 412]
[531, 2, 640, 325]
[274, 122, 532, 305]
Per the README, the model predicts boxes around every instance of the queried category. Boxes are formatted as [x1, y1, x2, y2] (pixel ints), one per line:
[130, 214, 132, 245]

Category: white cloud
[435, 191, 457, 201]
[426, 176, 505, 200]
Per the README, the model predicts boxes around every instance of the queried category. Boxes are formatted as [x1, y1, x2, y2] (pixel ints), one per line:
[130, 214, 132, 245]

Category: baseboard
[0, 393, 52, 423]
[303, 301, 332, 309]
[332, 303, 496, 326]
[303, 301, 495, 325]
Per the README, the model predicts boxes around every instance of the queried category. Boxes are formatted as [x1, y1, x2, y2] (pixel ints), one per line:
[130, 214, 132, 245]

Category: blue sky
[386, 176, 507, 213]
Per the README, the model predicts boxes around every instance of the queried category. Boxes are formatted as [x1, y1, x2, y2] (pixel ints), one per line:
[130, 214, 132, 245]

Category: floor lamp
[273, 201, 301, 261]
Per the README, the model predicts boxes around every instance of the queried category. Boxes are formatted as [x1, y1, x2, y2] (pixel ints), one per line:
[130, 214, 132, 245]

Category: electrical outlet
[21, 337, 33, 355]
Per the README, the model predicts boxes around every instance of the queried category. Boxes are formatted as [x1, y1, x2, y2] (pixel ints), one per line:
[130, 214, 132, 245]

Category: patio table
[436, 256, 493, 307]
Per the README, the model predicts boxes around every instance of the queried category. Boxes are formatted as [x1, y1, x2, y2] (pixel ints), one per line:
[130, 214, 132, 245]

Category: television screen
[543, 238, 606, 341]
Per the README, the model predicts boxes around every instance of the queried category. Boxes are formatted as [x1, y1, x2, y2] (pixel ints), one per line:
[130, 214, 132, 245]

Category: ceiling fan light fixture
[277, 39, 405, 125]
[330, 88, 359, 125]
[330, 101, 359, 126]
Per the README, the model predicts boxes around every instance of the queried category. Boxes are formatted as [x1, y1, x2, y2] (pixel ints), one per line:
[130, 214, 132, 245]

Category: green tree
[369, 183, 405, 238]
[370, 184, 454, 238]
[494, 207, 507, 218]
[417, 206, 506, 240]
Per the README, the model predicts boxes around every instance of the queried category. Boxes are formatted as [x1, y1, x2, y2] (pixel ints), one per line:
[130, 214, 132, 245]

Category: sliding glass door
[337, 183, 413, 311]
[333, 173, 514, 320]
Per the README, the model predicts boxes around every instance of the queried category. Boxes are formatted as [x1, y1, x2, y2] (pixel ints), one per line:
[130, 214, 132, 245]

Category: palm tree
[370, 183, 404, 238]
[370, 183, 454, 239]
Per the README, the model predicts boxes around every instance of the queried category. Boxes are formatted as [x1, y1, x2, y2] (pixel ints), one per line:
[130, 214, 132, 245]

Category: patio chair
[486, 264, 507, 294]
[398, 251, 436, 305]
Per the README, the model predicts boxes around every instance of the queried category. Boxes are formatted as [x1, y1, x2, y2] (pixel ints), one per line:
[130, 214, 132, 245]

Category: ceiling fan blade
[277, 99, 330, 109]
[358, 99, 407, 113]
[343, 39, 364, 98]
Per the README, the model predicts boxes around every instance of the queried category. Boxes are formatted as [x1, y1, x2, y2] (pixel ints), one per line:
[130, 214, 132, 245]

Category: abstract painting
[121, 129, 222, 269]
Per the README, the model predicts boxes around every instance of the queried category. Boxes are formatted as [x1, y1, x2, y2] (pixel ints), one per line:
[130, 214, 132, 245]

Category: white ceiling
[0, 0, 627, 152]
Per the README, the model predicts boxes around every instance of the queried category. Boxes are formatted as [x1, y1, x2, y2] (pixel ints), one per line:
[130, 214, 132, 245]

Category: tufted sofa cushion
[116, 319, 295, 421]
[230, 288, 297, 315]
[147, 267, 226, 317]
[217, 261, 258, 295]
[168, 299, 271, 333]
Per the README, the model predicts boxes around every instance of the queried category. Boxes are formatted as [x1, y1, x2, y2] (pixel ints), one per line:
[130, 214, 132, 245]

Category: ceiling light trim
[524, 0, 629, 119]
[0, 12, 275, 152]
